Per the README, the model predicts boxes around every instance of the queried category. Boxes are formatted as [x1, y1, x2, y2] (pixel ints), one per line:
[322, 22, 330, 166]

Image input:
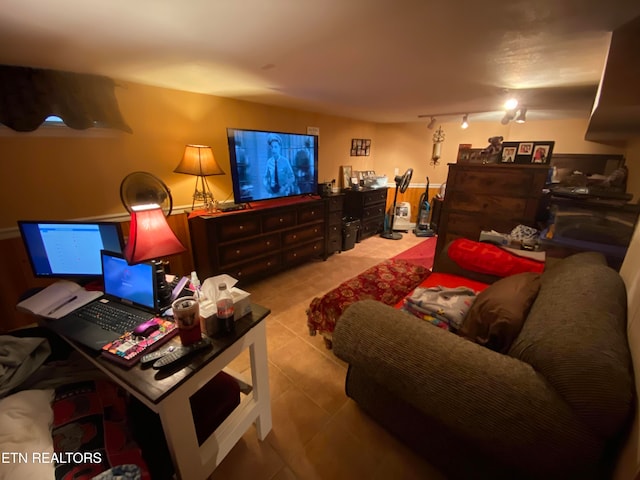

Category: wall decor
[500, 141, 555, 164]
[350, 138, 371, 156]
[340, 165, 353, 189]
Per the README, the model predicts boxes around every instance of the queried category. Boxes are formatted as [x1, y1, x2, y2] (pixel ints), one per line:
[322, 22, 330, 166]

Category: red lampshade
[124, 204, 186, 264]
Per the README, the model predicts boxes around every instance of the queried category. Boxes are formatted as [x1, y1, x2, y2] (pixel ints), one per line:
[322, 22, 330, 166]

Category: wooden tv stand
[188, 197, 326, 284]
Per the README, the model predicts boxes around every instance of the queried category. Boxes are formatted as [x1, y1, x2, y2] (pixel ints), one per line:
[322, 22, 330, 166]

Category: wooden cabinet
[325, 193, 344, 255]
[189, 198, 326, 285]
[434, 163, 549, 263]
[343, 188, 388, 241]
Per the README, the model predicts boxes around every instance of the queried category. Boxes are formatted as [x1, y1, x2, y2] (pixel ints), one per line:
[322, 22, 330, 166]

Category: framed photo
[350, 138, 371, 156]
[340, 165, 352, 189]
[531, 143, 554, 164]
[501, 140, 555, 164]
[517, 142, 533, 156]
[501, 146, 517, 163]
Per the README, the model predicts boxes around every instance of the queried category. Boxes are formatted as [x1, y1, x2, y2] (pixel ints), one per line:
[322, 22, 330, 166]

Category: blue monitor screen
[18, 221, 124, 279]
[227, 128, 319, 204]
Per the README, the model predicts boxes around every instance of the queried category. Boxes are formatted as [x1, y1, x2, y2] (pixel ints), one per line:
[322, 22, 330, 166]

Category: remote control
[152, 338, 212, 369]
[140, 346, 176, 367]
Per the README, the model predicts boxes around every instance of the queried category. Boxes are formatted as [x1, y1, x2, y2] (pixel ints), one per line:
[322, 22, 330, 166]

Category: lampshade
[174, 145, 224, 176]
[124, 204, 186, 264]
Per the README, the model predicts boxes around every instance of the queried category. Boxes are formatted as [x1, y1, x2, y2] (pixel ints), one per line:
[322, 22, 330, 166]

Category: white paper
[202, 274, 238, 303]
[16, 280, 102, 319]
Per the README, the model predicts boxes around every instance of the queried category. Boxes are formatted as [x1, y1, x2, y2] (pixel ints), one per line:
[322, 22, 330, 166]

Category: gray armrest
[333, 300, 600, 462]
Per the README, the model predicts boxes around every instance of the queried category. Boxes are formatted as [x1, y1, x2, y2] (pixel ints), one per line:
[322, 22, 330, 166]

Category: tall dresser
[434, 163, 549, 262]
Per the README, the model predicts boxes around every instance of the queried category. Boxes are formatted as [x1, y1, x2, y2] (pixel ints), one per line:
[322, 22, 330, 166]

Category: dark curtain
[0, 65, 132, 133]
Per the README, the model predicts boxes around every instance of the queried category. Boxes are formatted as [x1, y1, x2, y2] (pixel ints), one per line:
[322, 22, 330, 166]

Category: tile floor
[210, 233, 446, 480]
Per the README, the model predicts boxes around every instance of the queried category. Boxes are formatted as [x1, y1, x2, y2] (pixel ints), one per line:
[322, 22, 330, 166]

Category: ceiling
[1, 0, 639, 125]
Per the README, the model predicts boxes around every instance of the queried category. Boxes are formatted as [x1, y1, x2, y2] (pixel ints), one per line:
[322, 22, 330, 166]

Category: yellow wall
[0, 80, 633, 231]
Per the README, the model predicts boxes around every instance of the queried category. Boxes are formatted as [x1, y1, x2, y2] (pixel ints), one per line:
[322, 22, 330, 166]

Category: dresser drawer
[229, 254, 281, 281]
[262, 210, 296, 231]
[283, 239, 324, 263]
[283, 223, 324, 246]
[328, 211, 343, 225]
[363, 189, 387, 206]
[327, 195, 344, 212]
[363, 203, 386, 220]
[448, 192, 527, 215]
[218, 234, 280, 266]
[298, 203, 324, 223]
[217, 215, 261, 241]
[453, 170, 539, 196]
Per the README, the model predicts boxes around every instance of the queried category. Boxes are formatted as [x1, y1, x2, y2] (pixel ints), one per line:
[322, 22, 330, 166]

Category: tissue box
[230, 287, 251, 320]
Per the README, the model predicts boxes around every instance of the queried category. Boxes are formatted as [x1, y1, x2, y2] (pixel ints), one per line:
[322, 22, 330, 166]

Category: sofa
[333, 235, 640, 479]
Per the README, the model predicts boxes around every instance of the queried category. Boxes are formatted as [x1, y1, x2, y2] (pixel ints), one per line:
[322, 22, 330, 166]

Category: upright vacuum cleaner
[414, 176, 435, 237]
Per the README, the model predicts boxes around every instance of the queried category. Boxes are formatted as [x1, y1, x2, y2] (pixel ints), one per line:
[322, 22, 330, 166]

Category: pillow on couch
[447, 238, 544, 277]
[458, 272, 541, 353]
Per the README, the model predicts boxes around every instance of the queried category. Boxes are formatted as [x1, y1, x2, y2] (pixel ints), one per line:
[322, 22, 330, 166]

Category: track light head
[515, 108, 527, 123]
[427, 117, 437, 129]
[461, 114, 469, 129]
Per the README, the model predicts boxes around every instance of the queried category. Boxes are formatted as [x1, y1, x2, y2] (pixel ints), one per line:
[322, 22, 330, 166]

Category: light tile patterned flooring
[210, 233, 445, 480]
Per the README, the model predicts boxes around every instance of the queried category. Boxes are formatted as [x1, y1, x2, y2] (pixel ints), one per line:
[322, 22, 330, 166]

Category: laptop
[46, 250, 159, 350]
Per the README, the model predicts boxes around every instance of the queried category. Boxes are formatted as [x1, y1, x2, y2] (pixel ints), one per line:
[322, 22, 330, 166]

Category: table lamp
[174, 144, 225, 210]
[124, 203, 187, 308]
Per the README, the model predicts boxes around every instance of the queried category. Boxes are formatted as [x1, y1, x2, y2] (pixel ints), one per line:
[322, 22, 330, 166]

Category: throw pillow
[447, 238, 544, 277]
[458, 272, 541, 353]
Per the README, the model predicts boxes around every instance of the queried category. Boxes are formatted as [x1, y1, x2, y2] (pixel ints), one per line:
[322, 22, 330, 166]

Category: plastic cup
[172, 296, 202, 345]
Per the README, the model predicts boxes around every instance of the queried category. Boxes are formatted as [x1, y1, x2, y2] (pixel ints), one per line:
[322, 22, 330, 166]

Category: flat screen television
[18, 220, 124, 279]
[227, 128, 319, 204]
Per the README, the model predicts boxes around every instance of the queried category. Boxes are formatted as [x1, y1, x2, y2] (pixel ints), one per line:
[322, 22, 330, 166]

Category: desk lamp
[174, 145, 225, 210]
[124, 203, 186, 308]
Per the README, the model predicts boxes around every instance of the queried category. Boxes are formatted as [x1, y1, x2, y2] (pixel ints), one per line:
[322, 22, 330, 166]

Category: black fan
[381, 168, 413, 240]
[120, 171, 173, 216]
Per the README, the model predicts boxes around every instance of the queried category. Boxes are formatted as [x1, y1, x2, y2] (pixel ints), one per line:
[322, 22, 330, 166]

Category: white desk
[65, 304, 272, 480]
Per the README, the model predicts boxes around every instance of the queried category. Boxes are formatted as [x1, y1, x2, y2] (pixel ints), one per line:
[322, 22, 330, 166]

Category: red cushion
[447, 238, 544, 277]
[394, 272, 489, 308]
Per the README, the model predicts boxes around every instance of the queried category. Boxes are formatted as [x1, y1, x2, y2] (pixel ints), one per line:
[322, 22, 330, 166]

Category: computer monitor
[18, 220, 124, 280]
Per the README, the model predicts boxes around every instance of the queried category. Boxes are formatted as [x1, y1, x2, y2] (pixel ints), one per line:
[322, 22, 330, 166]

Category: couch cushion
[459, 272, 540, 353]
[448, 238, 544, 277]
[509, 253, 633, 440]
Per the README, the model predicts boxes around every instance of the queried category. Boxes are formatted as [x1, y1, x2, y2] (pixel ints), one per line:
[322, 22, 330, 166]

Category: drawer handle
[313, 245, 318, 250]
[293, 234, 297, 239]
[266, 241, 271, 246]
[293, 253, 297, 257]
[267, 261, 272, 266]
[279, 218, 284, 223]
[237, 271, 242, 277]
[236, 249, 241, 254]
[239, 225, 244, 230]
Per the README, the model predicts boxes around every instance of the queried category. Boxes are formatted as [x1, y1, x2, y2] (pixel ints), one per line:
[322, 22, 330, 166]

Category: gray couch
[333, 251, 635, 479]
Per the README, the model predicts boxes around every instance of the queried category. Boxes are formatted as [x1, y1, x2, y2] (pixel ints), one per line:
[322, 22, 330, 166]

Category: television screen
[227, 128, 318, 204]
[18, 220, 124, 279]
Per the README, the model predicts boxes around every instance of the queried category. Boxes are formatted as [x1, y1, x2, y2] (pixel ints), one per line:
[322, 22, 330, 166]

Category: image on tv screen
[227, 128, 318, 203]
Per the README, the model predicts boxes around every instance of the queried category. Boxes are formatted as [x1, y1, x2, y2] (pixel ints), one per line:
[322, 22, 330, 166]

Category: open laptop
[46, 250, 159, 350]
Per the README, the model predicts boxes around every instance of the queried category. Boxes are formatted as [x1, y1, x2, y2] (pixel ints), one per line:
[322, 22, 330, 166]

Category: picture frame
[501, 146, 517, 163]
[350, 138, 371, 156]
[500, 140, 555, 164]
[517, 142, 533, 156]
[340, 165, 352, 189]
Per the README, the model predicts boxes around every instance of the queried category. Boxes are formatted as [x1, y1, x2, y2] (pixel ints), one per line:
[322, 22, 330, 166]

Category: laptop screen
[101, 251, 157, 311]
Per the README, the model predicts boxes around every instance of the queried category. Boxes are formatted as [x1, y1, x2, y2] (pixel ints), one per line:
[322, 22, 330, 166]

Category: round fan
[381, 168, 413, 240]
[120, 171, 173, 216]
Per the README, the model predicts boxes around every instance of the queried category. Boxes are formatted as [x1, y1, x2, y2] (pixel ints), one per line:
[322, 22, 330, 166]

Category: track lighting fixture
[427, 117, 437, 129]
[515, 108, 527, 123]
[461, 114, 469, 129]
[504, 98, 518, 110]
[501, 109, 517, 125]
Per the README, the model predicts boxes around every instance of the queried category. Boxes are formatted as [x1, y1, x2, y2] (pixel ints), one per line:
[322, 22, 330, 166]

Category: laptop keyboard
[76, 302, 153, 334]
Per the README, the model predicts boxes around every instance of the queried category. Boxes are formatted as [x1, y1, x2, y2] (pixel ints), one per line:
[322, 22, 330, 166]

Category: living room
[2, 2, 640, 479]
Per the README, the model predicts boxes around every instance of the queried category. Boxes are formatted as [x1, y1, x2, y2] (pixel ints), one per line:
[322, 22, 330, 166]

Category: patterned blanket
[306, 259, 430, 347]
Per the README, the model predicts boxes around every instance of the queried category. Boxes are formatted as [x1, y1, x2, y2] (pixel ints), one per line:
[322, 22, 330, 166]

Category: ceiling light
[515, 108, 527, 123]
[461, 114, 469, 129]
[427, 117, 437, 129]
[504, 98, 518, 110]
[501, 109, 517, 125]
